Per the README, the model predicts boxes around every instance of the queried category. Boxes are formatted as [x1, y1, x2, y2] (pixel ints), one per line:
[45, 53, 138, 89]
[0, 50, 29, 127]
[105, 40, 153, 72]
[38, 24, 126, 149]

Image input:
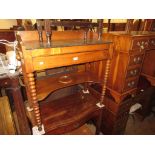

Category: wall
[0, 19, 17, 29]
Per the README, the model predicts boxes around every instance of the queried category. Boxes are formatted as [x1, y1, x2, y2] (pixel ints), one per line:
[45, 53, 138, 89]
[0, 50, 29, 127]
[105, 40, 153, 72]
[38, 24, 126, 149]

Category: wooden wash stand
[16, 27, 113, 135]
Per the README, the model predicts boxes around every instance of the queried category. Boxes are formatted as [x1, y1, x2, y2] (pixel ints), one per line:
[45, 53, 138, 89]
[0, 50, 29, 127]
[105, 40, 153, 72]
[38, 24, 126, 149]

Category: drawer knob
[134, 69, 137, 74]
[151, 40, 155, 45]
[39, 61, 44, 65]
[73, 57, 79, 61]
[145, 41, 148, 46]
[130, 70, 134, 75]
[133, 57, 137, 62]
[131, 81, 135, 85]
[137, 42, 140, 46]
[128, 83, 131, 87]
[137, 57, 141, 61]
[4, 82, 8, 85]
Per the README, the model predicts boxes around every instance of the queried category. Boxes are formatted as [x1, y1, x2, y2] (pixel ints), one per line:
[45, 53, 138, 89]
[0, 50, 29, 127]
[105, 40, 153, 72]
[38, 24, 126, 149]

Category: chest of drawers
[142, 36, 155, 86]
[100, 31, 155, 134]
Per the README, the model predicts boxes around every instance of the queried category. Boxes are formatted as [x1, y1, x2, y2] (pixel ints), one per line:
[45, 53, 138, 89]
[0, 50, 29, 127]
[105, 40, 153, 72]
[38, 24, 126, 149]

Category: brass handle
[134, 69, 137, 74]
[133, 57, 137, 62]
[130, 70, 134, 75]
[137, 57, 141, 62]
[137, 41, 146, 50]
[130, 69, 137, 76]
[131, 81, 135, 85]
[140, 45, 144, 50]
[137, 42, 140, 46]
[151, 40, 155, 45]
[145, 41, 148, 46]
[128, 81, 135, 87]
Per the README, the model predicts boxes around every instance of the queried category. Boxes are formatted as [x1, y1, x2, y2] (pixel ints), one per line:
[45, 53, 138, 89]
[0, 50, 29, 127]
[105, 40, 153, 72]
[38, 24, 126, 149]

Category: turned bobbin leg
[27, 73, 42, 131]
[99, 59, 110, 106]
[95, 59, 111, 134]
[95, 110, 103, 135]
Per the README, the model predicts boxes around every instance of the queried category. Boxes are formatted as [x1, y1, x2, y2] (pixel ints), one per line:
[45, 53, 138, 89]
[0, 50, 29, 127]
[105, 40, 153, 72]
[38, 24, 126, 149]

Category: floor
[125, 112, 155, 135]
[84, 112, 155, 135]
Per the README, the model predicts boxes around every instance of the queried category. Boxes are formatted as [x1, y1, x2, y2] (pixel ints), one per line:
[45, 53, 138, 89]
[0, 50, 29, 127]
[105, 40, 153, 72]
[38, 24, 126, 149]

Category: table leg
[11, 77, 31, 135]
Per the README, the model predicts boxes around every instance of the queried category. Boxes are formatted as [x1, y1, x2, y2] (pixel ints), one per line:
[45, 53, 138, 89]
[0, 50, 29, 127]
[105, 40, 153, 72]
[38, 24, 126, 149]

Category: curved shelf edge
[36, 71, 103, 101]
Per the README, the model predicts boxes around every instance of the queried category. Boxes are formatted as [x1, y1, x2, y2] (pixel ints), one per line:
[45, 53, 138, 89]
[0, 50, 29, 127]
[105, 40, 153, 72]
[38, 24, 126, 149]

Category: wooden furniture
[0, 75, 31, 134]
[142, 34, 155, 86]
[0, 96, 16, 135]
[16, 30, 113, 134]
[91, 31, 155, 134]
[106, 20, 155, 32]
[137, 32, 155, 118]
[0, 30, 15, 53]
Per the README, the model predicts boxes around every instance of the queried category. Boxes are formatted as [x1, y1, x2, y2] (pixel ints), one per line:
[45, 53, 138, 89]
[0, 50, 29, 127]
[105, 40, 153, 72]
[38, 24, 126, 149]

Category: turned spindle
[84, 28, 88, 42]
[45, 19, 52, 45]
[99, 59, 111, 106]
[125, 19, 134, 33]
[36, 20, 43, 43]
[27, 73, 42, 131]
[97, 19, 103, 41]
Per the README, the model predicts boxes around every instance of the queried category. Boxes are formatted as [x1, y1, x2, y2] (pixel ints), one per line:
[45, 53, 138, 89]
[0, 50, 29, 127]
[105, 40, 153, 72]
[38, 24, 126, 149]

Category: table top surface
[23, 39, 112, 50]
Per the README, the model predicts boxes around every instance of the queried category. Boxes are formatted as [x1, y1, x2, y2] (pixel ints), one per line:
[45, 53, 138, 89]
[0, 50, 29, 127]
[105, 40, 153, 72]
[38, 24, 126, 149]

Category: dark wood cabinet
[0, 30, 15, 53]
[97, 31, 155, 134]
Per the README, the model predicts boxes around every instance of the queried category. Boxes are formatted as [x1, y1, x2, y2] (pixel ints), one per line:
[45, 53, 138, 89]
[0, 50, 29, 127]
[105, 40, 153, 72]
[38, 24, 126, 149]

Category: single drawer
[124, 78, 139, 91]
[130, 38, 149, 51]
[149, 38, 155, 49]
[126, 67, 141, 78]
[128, 54, 144, 66]
[33, 50, 108, 71]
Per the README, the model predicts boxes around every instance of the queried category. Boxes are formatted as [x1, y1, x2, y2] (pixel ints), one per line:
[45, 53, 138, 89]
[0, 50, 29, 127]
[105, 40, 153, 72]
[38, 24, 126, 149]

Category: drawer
[149, 38, 155, 49]
[33, 50, 108, 71]
[124, 78, 139, 91]
[126, 67, 141, 78]
[128, 54, 144, 66]
[118, 102, 132, 116]
[130, 38, 149, 51]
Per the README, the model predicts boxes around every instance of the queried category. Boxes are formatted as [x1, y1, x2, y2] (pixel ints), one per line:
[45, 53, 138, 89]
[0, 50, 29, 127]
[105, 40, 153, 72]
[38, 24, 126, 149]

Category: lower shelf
[65, 124, 95, 135]
[39, 92, 102, 134]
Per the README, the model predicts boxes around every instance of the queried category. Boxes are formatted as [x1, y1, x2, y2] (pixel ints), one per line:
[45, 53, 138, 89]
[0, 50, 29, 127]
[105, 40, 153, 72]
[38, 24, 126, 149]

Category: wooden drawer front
[130, 38, 149, 51]
[33, 50, 108, 71]
[126, 67, 141, 78]
[128, 54, 144, 66]
[142, 50, 155, 77]
[149, 38, 155, 49]
[117, 100, 132, 116]
[124, 78, 139, 91]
